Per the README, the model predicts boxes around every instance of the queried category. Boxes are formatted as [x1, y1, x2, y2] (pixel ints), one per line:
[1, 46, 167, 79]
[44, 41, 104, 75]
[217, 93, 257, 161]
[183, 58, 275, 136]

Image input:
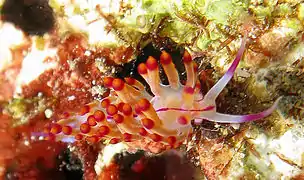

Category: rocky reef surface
[0, 0, 303, 179]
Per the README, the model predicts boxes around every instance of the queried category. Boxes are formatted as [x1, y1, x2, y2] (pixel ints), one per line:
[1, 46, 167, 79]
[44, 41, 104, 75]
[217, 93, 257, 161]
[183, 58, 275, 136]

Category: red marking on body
[177, 116, 188, 125]
[183, 86, 194, 94]
[156, 106, 215, 112]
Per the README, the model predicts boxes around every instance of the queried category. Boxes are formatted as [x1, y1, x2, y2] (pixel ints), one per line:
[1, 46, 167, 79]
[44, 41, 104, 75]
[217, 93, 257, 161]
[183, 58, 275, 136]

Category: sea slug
[41, 34, 281, 148]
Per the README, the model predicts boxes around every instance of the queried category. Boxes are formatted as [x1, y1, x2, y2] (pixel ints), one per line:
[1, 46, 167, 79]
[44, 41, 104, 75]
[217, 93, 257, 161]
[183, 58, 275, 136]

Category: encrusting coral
[37, 32, 281, 148]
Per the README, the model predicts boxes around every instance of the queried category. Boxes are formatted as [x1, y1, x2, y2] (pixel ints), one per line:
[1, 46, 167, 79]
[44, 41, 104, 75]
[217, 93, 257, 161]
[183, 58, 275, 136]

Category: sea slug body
[41, 34, 281, 148]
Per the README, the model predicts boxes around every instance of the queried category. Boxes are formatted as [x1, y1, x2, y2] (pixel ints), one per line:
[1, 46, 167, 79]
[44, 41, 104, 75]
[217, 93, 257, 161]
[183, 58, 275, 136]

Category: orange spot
[122, 104, 132, 116]
[138, 128, 147, 136]
[123, 133, 132, 142]
[117, 102, 125, 112]
[87, 115, 97, 126]
[193, 62, 198, 72]
[87, 135, 99, 143]
[113, 114, 124, 124]
[183, 86, 194, 94]
[62, 125, 73, 135]
[137, 98, 150, 111]
[62, 112, 70, 118]
[75, 134, 83, 140]
[98, 125, 110, 136]
[134, 104, 142, 115]
[103, 77, 114, 87]
[262, 50, 272, 57]
[106, 104, 118, 116]
[80, 123, 91, 134]
[160, 51, 172, 65]
[195, 82, 201, 89]
[137, 63, 147, 74]
[50, 124, 62, 134]
[112, 78, 125, 91]
[94, 110, 105, 122]
[177, 116, 188, 125]
[45, 133, 55, 141]
[150, 133, 162, 142]
[167, 136, 177, 145]
[141, 118, 154, 129]
[80, 105, 90, 116]
[125, 77, 135, 85]
[146, 56, 158, 70]
[43, 126, 51, 134]
[183, 50, 192, 63]
[109, 138, 120, 144]
[101, 99, 111, 108]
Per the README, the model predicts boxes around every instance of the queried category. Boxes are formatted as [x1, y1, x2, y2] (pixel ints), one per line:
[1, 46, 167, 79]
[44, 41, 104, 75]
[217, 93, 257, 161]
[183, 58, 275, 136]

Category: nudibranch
[41, 34, 281, 148]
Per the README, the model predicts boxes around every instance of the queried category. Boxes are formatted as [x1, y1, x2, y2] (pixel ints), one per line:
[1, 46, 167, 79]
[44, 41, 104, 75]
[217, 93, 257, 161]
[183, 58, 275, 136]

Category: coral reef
[0, 0, 304, 179]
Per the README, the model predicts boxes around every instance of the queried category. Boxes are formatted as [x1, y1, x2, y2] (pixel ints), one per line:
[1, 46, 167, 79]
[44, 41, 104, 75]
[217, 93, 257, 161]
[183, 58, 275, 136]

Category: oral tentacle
[203, 33, 248, 105]
[196, 97, 282, 124]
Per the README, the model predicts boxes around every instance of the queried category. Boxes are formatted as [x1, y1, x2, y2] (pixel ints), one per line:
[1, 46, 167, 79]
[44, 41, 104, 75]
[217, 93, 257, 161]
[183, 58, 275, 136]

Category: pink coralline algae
[40, 34, 281, 148]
